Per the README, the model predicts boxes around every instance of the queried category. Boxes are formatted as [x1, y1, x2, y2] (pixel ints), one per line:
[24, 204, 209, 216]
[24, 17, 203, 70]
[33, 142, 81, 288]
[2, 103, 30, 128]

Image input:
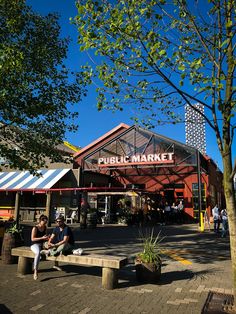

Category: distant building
[0, 142, 80, 221]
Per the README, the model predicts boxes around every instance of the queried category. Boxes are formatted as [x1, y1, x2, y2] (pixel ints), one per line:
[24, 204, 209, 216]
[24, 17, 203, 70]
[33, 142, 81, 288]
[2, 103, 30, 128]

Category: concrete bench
[11, 246, 128, 290]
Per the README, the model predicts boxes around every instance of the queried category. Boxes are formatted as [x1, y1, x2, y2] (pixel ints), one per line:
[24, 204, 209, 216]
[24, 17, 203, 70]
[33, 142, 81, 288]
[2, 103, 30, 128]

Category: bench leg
[102, 267, 118, 290]
[17, 257, 32, 275]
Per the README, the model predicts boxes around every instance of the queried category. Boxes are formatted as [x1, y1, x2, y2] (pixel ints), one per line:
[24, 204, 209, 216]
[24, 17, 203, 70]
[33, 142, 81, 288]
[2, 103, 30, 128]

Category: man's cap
[56, 215, 65, 221]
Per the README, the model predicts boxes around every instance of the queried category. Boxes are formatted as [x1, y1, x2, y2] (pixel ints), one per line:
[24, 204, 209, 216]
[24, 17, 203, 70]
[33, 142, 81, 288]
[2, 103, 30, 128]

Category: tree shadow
[158, 268, 213, 285]
[117, 264, 217, 289]
[21, 224, 231, 267]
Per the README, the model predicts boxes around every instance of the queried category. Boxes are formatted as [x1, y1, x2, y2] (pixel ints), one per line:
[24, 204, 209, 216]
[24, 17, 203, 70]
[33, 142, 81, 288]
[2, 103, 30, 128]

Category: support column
[75, 168, 81, 222]
[14, 192, 20, 227]
[45, 192, 51, 226]
[197, 150, 202, 227]
[80, 191, 88, 229]
[17, 256, 32, 275]
[102, 267, 118, 290]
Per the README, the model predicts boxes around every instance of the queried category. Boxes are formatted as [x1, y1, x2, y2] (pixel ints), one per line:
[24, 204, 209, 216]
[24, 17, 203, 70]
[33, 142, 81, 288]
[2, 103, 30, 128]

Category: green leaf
[0, 0, 85, 172]
[159, 49, 166, 56]
[226, 20, 233, 28]
[178, 64, 185, 71]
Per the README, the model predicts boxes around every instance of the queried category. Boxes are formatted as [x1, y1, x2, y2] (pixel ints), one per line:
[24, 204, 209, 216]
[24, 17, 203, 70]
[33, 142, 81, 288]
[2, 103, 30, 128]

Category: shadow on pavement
[0, 304, 13, 314]
[39, 264, 101, 282]
[21, 223, 231, 266]
[40, 273, 80, 282]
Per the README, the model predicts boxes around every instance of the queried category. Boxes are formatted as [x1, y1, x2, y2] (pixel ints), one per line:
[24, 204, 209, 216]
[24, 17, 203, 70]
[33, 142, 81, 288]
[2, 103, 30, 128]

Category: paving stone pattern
[0, 223, 233, 314]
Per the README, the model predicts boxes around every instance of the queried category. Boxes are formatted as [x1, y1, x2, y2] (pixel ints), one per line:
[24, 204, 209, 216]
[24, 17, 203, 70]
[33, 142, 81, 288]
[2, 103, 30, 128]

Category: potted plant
[135, 228, 162, 283]
[1, 222, 24, 264]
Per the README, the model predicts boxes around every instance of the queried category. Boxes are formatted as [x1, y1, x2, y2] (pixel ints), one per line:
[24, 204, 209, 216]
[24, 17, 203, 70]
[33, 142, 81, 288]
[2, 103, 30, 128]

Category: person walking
[212, 204, 220, 233]
[164, 202, 171, 225]
[177, 200, 184, 224]
[171, 202, 178, 224]
[30, 214, 49, 280]
[221, 208, 228, 237]
[204, 209, 211, 231]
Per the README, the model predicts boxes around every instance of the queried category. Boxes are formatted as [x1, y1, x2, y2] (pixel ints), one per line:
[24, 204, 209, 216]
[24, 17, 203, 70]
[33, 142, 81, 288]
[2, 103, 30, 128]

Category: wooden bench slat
[11, 246, 128, 289]
[47, 254, 127, 268]
[12, 247, 35, 258]
[11, 247, 128, 269]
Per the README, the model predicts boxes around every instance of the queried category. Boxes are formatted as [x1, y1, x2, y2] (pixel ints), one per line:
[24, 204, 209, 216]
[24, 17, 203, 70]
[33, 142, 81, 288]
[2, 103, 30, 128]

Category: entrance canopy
[0, 168, 70, 191]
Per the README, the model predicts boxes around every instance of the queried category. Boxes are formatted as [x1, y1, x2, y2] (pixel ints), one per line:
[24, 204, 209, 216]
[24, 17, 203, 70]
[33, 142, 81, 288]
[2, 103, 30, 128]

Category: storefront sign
[98, 153, 174, 167]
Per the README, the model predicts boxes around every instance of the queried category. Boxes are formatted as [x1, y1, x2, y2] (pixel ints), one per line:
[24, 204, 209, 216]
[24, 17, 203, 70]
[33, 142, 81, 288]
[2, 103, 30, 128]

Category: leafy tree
[75, 0, 236, 297]
[0, 0, 85, 173]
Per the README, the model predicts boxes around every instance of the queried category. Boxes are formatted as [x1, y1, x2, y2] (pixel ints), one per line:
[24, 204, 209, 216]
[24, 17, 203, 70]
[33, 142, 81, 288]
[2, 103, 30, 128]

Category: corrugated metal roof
[0, 169, 70, 191]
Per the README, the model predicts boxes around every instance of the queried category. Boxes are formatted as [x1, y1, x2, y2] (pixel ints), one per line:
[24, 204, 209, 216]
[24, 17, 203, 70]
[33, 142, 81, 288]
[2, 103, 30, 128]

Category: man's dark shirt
[52, 225, 74, 245]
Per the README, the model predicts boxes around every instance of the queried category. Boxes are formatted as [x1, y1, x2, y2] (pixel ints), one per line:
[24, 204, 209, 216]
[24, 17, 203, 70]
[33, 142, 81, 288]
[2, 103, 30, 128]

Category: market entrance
[164, 189, 175, 205]
[74, 124, 220, 223]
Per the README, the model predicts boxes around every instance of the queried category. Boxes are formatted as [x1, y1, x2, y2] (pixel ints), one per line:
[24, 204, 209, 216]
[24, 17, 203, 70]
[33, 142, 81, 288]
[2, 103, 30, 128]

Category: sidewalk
[0, 223, 233, 314]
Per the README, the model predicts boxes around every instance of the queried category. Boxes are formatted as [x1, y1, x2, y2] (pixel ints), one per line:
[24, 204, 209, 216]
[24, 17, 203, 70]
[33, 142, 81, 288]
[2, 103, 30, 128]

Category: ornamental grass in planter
[135, 228, 162, 283]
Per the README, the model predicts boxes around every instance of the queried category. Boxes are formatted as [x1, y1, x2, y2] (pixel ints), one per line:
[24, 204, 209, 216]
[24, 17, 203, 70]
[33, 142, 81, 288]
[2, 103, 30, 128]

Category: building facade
[0, 124, 224, 224]
[0, 143, 80, 221]
[74, 123, 224, 222]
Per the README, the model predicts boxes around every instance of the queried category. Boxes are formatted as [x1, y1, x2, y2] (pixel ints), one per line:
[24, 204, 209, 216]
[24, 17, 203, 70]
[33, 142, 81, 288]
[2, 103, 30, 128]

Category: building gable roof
[74, 123, 130, 161]
[77, 124, 198, 171]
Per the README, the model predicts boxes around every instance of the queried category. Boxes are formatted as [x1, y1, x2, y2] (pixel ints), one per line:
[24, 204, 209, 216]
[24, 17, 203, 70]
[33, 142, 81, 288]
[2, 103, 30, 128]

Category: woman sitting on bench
[30, 214, 49, 280]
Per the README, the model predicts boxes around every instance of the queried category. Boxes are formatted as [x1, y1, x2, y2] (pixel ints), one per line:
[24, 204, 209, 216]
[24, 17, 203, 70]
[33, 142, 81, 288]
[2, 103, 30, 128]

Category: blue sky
[26, 0, 234, 171]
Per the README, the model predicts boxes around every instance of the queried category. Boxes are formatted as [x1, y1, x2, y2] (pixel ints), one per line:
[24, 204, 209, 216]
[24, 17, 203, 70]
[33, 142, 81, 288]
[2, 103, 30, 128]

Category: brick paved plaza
[0, 223, 233, 313]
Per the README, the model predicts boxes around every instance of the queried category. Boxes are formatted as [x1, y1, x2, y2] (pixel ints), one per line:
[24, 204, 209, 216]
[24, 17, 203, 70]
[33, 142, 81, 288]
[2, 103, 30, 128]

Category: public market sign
[98, 153, 174, 167]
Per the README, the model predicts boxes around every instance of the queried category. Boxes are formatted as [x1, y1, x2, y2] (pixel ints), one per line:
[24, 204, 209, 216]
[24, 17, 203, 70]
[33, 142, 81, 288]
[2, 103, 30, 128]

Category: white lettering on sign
[131, 155, 140, 162]
[98, 153, 174, 166]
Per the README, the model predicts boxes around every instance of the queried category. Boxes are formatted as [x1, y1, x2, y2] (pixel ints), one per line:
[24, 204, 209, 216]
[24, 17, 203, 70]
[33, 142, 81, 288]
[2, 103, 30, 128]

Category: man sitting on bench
[43, 215, 75, 270]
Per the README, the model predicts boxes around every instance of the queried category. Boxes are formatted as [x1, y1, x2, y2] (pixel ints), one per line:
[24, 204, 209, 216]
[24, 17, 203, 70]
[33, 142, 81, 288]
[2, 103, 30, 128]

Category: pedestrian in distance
[177, 200, 184, 224]
[142, 201, 149, 225]
[42, 215, 75, 271]
[164, 202, 171, 225]
[30, 214, 49, 280]
[212, 204, 220, 233]
[157, 202, 165, 225]
[221, 208, 228, 238]
[171, 202, 178, 224]
[204, 209, 211, 231]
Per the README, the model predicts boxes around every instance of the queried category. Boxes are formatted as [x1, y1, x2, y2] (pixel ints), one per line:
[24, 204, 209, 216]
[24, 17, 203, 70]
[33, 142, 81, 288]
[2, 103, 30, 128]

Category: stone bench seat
[12, 246, 128, 289]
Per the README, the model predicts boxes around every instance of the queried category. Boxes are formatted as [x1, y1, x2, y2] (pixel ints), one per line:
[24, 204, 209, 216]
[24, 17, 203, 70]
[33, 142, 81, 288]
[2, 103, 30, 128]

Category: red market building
[74, 123, 224, 222]
[0, 123, 224, 224]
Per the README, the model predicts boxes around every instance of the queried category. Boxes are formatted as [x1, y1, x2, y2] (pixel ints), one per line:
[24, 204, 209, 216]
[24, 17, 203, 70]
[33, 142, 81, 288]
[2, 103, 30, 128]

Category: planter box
[1, 233, 24, 264]
[135, 262, 161, 283]
[87, 212, 97, 229]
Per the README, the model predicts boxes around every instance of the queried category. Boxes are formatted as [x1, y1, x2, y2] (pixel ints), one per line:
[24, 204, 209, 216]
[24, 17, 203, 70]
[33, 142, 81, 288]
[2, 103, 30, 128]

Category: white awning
[0, 169, 71, 191]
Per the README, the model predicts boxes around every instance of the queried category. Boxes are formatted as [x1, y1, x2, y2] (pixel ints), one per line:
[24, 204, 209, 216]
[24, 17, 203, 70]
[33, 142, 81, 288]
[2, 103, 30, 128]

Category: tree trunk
[222, 153, 236, 300]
